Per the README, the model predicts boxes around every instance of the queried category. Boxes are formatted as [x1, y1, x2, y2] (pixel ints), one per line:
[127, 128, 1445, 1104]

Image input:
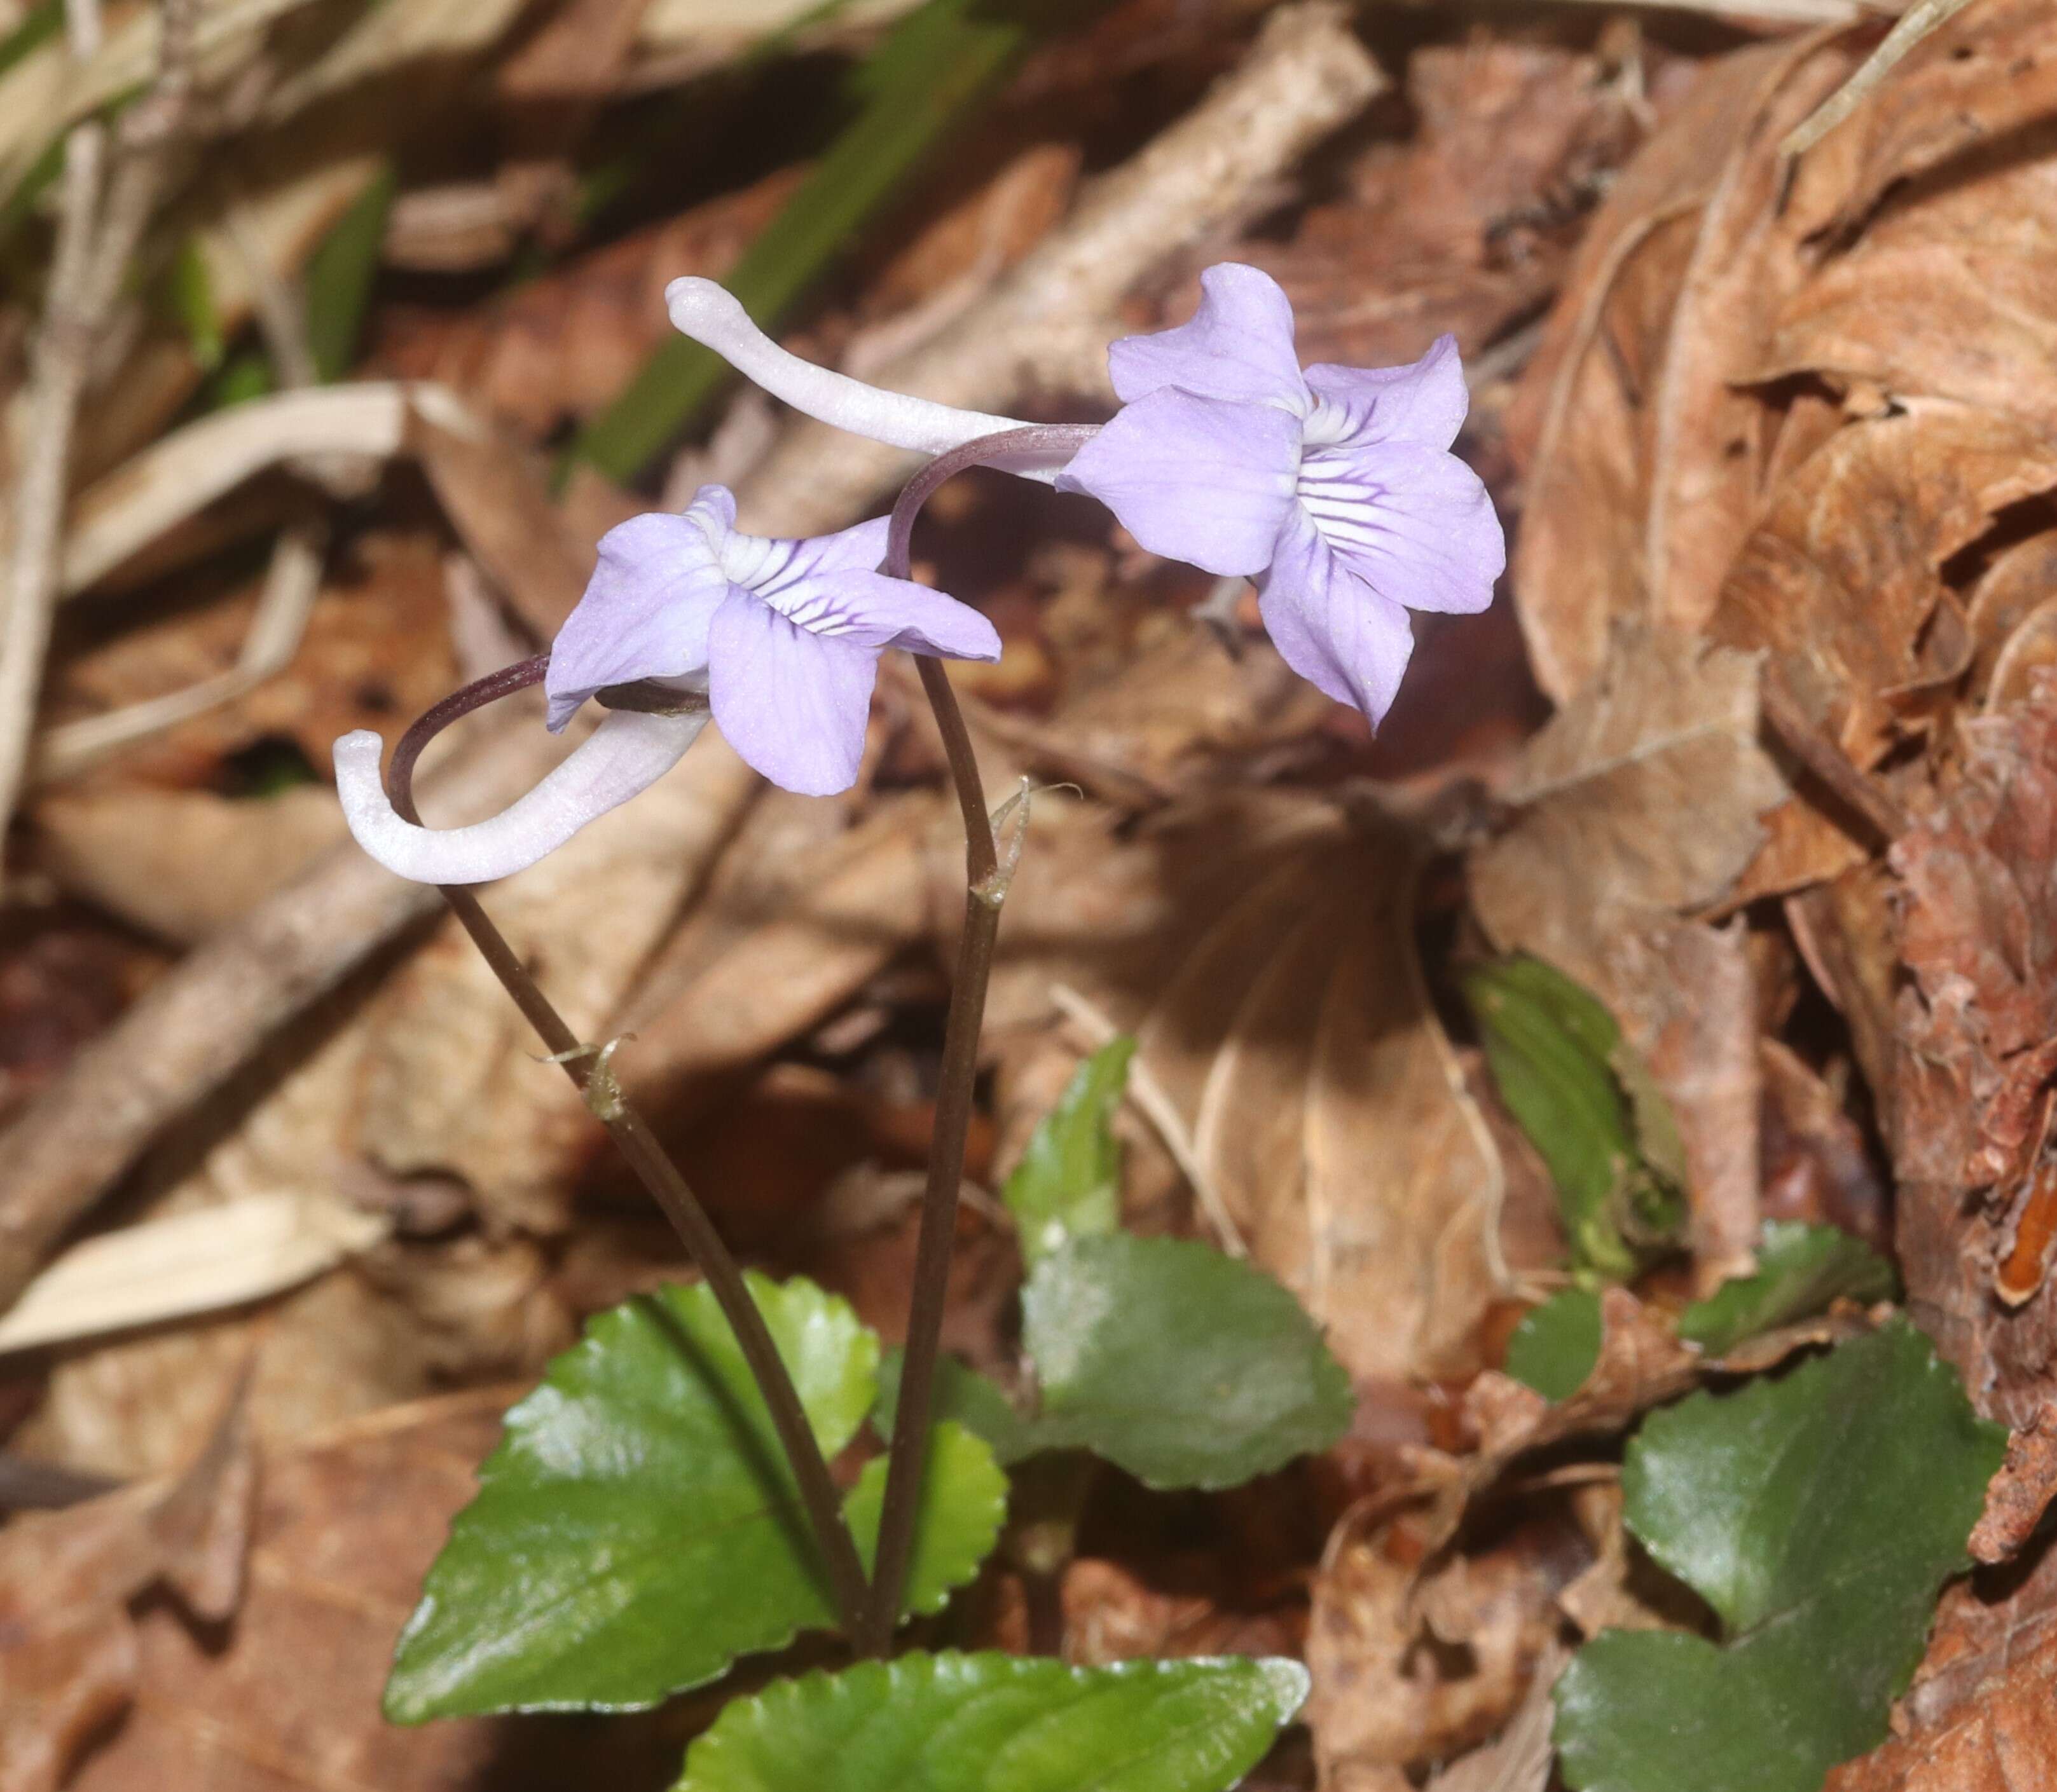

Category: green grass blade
[563, 0, 1048, 486]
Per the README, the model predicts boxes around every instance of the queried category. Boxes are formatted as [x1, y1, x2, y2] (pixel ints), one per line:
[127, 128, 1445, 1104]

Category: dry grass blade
[1782, 0, 1978, 156]
[36, 519, 327, 780]
[0, 1194, 387, 1355]
[738, 1, 1387, 535]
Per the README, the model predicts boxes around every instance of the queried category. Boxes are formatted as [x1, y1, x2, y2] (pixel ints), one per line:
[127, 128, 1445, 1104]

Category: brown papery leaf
[1469, 624, 1785, 1281]
[359, 728, 760, 1235]
[1139, 817, 1504, 1384]
[1786, 0, 2057, 236]
[1307, 1505, 1569, 1792]
[66, 1392, 687, 1792]
[1710, 402, 2057, 904]
[1, 1388, 255, 1792]
[1507, 34, 1860, 702]
[1713, 405, 2057, 767]
[1965, 532, 2057, 706]
[1248, 36, 1648, 373]
[1761, 133, 2057, 432]
[369, 168, 805, 441]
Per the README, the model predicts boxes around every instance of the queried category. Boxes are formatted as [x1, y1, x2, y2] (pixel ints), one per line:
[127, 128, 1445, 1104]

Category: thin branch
[1782, 0, 1974, 158]
[738, 1, 1386, 537]
[0, 0, 197, 875]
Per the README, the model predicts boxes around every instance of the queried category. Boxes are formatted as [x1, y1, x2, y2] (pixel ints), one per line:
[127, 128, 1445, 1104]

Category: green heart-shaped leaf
[1553, 1318, 2005, 1792]
[675, 1650, 1310, 1792]
[386, 1276, 1004, 1720]
[1022, 1233, 1351, 1489]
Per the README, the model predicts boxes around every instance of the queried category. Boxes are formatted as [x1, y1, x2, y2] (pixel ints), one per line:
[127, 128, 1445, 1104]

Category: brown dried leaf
[1642, 38, 1862, 641]
[1763, 135, 2057, 432]
[1508, 36, 1845, 701]
[46, 531, 458, 791]
[1249, 36, 1648, 373]
[1059, 1557, 1297, 1667]
[1158, 824, 1504, 1383]
[1759, 1037, 1889, 1244]
[359, 729, 760, 1235]
[1306, 1505, 1570, 1790]
[1470, 624, 1785, 958]
[1419, 1647, 1564, 1792]
[33, 786, 345, 945]
[1, 1389, 254, 1792]
[619, 788, 941, 1110]
[66, 1392, 687, 1792]
[1787, 0, 2057, 236]
[1710, 403, 2057, 772]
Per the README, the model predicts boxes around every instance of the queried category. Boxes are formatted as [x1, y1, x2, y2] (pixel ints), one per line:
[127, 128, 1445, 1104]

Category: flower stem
[857, 424, 1096, 1655]
[386, 659, 871, 1641]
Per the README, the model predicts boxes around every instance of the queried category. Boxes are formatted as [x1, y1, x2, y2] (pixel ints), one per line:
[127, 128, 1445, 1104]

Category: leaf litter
[8, 2, 2057, 1790]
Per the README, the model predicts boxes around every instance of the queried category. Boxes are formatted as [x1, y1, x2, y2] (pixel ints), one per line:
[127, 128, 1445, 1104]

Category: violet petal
[708, 587, 879, 796]
[1255, 507, 1416, 726]
[1057, 388, 1300, 578]
[545, 511, 726, 730]
[1107, 263, 1309, 413]
[1304, 334, 1468, 453]
[1297, 439, 1504, 616]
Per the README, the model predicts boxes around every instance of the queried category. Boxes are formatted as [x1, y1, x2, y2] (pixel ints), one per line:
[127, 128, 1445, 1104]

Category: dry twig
[736, 1, 1387, 537]
[0, 0, 199, 861]
[1782, 0, 1975, 156]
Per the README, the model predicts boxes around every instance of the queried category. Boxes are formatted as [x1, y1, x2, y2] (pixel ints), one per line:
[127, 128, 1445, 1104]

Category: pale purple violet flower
[1054, 264, 1504, 725]
[547, 484, 999, 795]
[333, 484, 998, 884]
[664, 264, 1504, 728]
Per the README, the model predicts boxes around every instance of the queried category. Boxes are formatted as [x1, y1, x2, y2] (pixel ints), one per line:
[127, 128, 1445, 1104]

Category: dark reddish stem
[857, 424, 1096, 1655]
[387, 657, 870, 1639]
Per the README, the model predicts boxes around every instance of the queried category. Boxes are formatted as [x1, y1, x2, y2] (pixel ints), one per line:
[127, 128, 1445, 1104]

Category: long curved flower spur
[335, 484, 1000, 882]
[666, 262, 1504, 726]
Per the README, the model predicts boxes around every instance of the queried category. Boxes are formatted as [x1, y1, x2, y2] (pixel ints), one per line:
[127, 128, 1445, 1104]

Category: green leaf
[164, 236, 224, 371]
[305, 162, 395, 382]
[387, 1275, 1003, 1720]
[1021, 1234, 1351, 1491]
[1553, 1318, 2007, 1792]
[1678, 1220, 1898, 1355]
[675, 1650, 1311, 1792]
[1461, 956, 1688, 1282]
[0, 1, 59, 83]
[876, 1348, 1048, 1467]
[565, 0, 1050, 483]
[1003, 1035, 1135, 1264]
[844, 1420, 1008, 1615]
[1504, 1287, 1602, 1400]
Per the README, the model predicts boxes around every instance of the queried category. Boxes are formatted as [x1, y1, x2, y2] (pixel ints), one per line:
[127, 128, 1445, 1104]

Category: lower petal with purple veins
[1255, 507, 1416, 727]
[708, 587, 880, 797]
[1296, 439, 1504, 617]
[334, 708, 709, 885]
[1056, 388, 1300, 578]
